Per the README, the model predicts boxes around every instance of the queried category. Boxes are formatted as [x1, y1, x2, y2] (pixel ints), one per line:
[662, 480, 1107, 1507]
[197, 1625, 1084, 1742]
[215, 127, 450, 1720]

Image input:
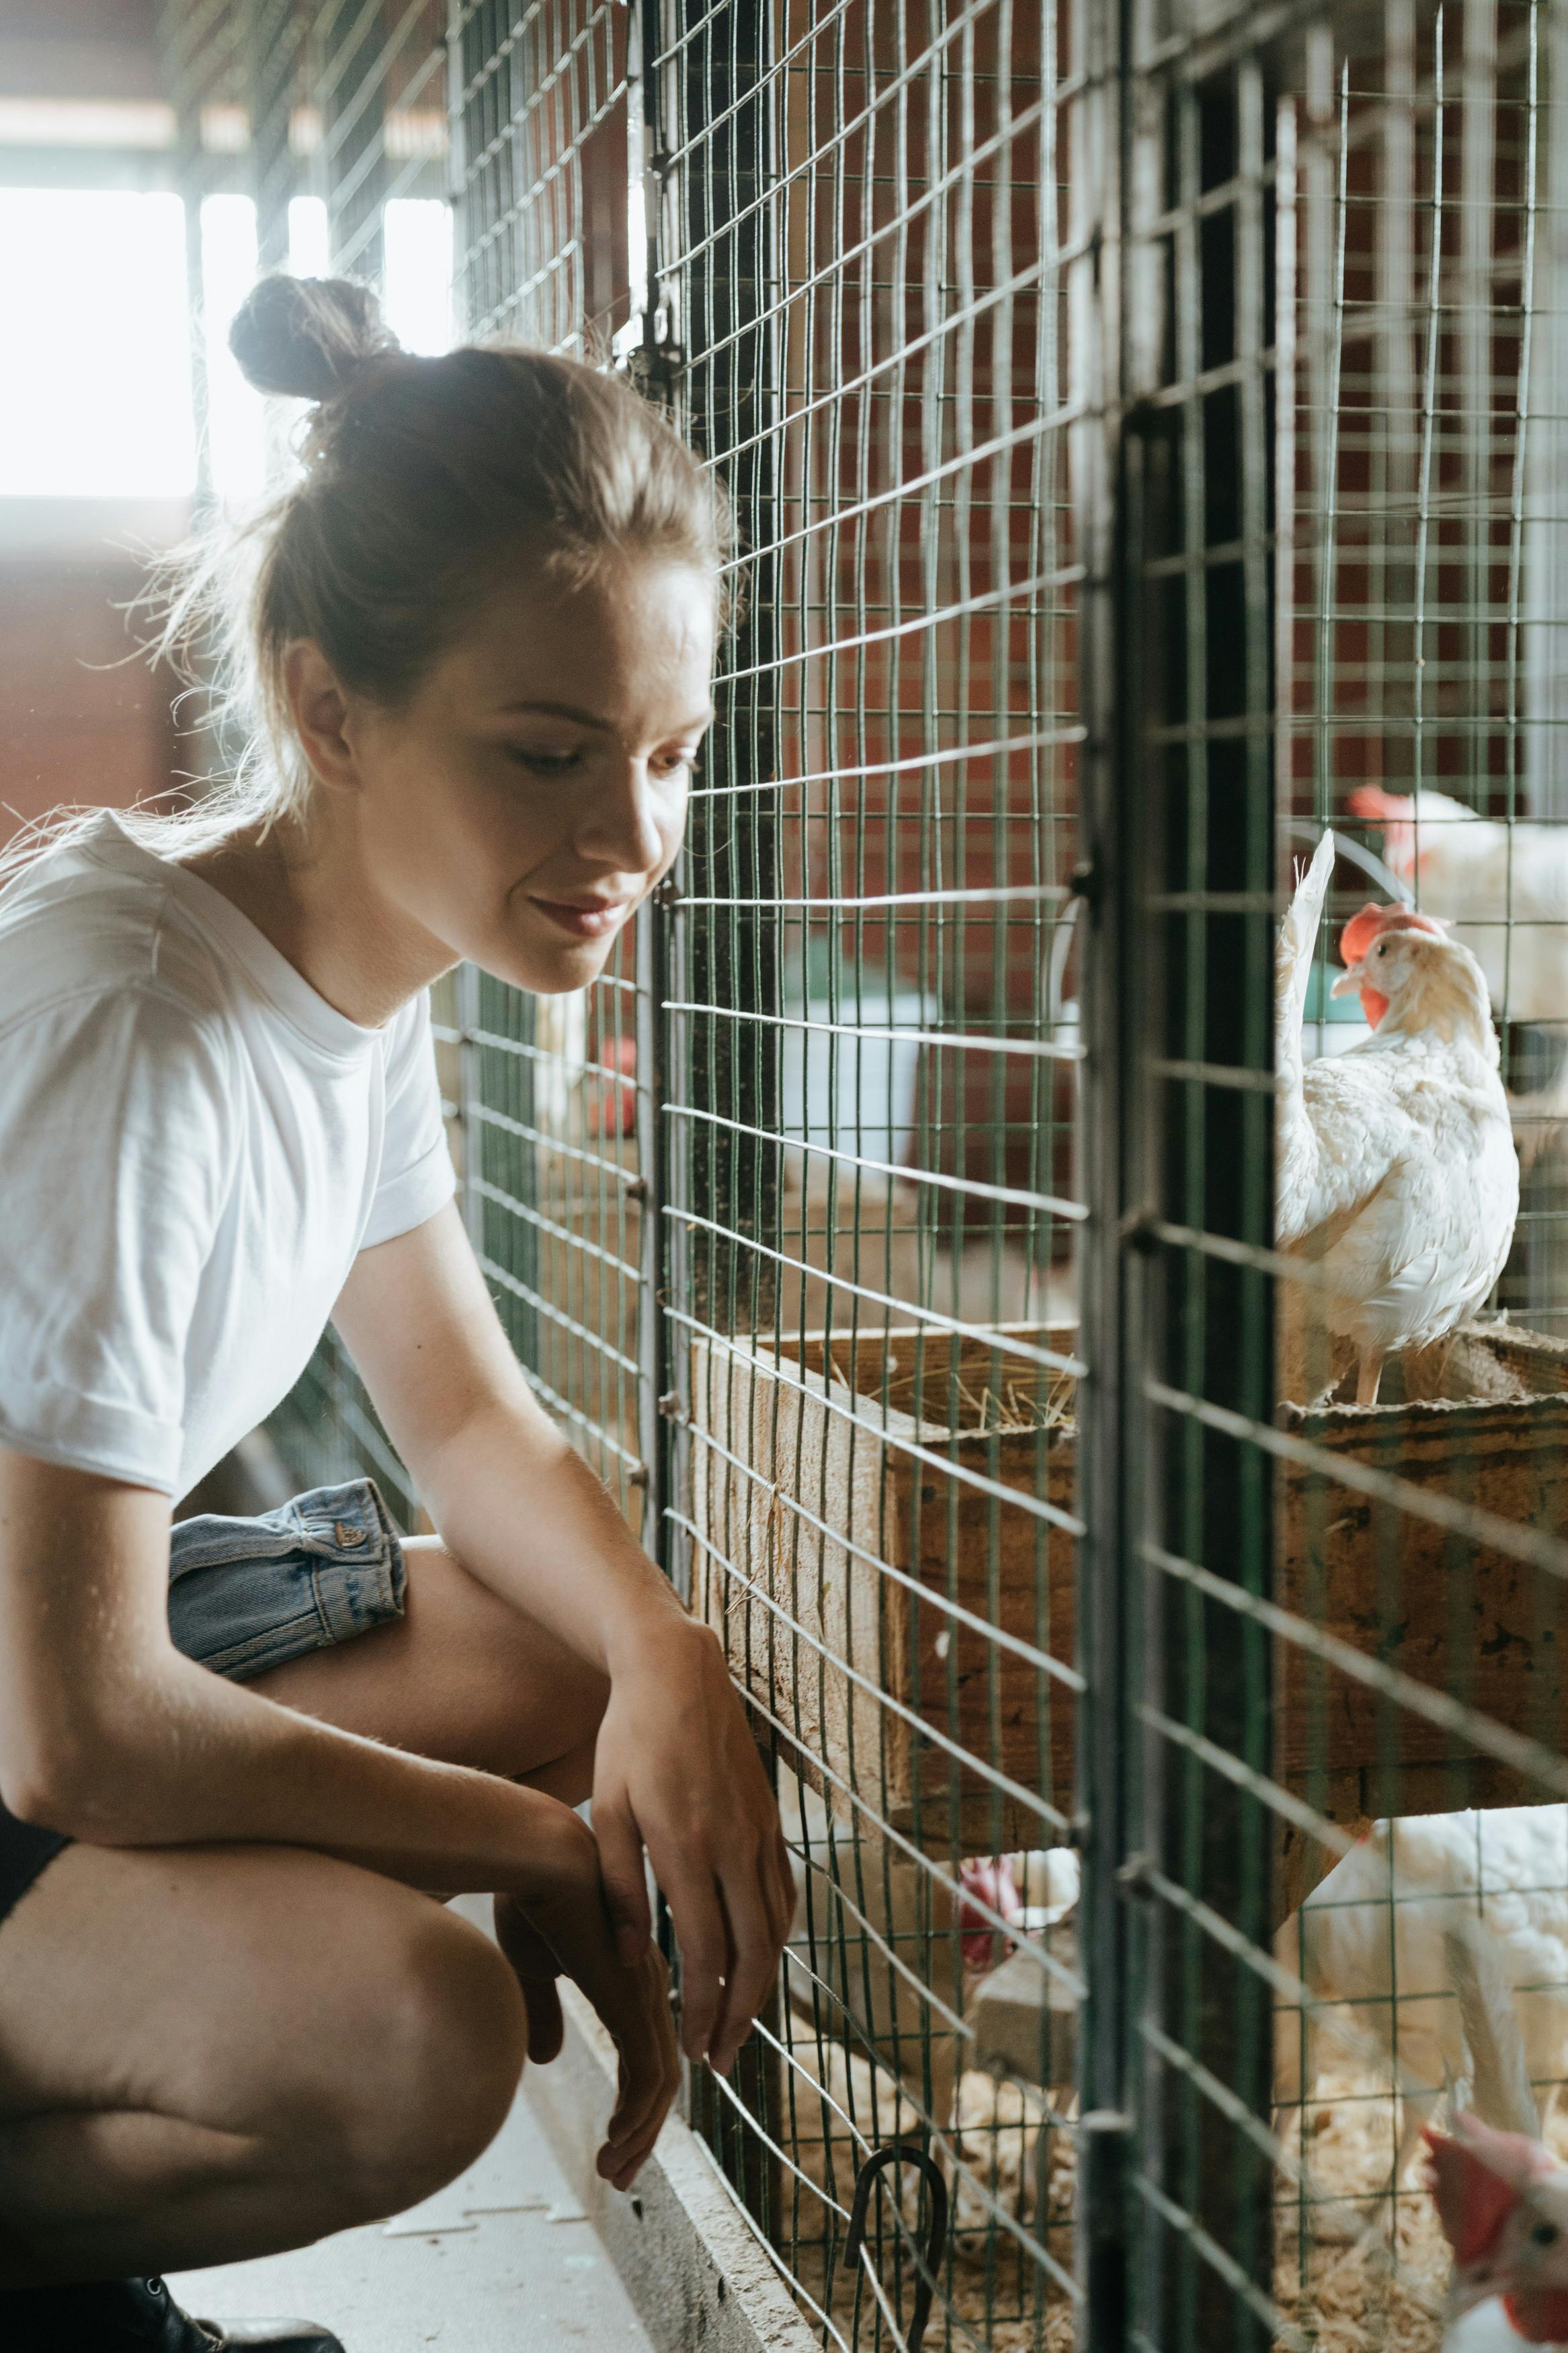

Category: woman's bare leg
[244, 1537, 609, 1802]
[0, 1841, 526, 2288]
[0, 1536, 595, 2285]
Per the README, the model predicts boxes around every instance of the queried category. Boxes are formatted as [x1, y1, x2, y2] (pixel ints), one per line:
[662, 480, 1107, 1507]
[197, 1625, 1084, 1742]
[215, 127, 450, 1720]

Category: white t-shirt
[0, 812, 456, 1497]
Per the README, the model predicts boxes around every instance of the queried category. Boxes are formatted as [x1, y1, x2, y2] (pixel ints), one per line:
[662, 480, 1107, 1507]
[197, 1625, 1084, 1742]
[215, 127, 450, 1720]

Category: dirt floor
[775, 2032, 1565, 2349]
[1268, 2063, 1568, 2350]
[782, 2031, 1075, 2347]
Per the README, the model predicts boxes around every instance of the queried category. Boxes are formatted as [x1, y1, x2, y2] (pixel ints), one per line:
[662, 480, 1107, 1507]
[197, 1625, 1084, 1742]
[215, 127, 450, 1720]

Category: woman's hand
[494, 1821, 679, 2192]
[591, 1618, 796, 2077]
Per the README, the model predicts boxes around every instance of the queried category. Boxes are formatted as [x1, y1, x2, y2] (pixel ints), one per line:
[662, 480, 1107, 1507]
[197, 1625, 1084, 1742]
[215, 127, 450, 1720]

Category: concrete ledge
[524, 1983, 816, 2353]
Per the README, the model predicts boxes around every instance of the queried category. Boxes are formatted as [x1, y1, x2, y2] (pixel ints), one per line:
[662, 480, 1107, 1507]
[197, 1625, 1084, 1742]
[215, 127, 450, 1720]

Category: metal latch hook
[842, 2140, 949, 2353]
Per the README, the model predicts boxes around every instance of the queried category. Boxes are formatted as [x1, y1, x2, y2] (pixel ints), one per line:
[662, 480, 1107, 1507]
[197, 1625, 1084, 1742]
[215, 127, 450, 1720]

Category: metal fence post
[656, 0, 784, 2241]
[635, 894, 673, 1565]
[1073, 0, 1135, 2335]
[668, 0, 782, 1341]
[1079, 13, 1278, 2345]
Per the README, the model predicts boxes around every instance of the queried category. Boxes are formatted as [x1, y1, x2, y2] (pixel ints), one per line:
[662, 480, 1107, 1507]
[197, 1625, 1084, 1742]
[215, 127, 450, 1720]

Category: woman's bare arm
[0, 1447, 583, 1894]
[331, 1204, 794, 2076]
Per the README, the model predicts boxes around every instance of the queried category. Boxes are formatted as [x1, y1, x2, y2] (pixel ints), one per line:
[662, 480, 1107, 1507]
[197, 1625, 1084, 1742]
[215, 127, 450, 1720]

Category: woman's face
[341, 556, 715, 994]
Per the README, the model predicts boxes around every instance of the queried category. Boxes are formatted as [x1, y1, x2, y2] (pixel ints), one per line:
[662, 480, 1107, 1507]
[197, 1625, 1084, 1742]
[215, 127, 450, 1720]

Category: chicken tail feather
[1278, 829, 1336, 1040]
[1444, 1920, 1541, 2143]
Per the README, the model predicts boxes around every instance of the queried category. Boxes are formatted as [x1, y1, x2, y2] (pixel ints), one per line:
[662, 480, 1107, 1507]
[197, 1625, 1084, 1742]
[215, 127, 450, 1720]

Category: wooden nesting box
[693, 1315, 1568, 1880]
[689, 1324, 1076, 1853]
[1276, 1320, 1568, 1856]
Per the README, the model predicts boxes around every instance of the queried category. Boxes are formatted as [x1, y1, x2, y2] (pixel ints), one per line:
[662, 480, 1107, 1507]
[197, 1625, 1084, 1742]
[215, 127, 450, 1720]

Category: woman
[0, 275, 791, 2353]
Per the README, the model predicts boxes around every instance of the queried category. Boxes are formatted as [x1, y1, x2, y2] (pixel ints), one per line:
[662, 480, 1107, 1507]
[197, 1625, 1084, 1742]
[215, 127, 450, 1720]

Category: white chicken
[1276, 830, 1520, 1404]
[1276, 1810, 1568, 2213]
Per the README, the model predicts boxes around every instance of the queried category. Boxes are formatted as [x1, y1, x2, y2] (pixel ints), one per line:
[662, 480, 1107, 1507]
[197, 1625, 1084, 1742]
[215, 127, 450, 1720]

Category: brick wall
[0, 514, 183, 848]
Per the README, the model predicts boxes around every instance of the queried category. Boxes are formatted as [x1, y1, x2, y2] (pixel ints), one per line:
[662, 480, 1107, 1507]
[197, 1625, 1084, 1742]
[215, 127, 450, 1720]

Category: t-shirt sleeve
[0, 988, 236, 1491]
[362, 988, 456, 1248]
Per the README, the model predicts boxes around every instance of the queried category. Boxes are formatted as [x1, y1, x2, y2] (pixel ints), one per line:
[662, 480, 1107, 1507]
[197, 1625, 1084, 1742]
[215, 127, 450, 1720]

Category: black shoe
[0, 2276, 345, 2351]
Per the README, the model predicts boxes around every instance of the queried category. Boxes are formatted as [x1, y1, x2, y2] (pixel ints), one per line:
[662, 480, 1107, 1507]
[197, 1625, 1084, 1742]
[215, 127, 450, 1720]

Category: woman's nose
[574, 759, 667, 875]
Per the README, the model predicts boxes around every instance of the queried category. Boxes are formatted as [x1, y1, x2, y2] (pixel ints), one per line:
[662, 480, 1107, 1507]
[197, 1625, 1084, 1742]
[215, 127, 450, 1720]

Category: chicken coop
[159, 0, 1568, 2346]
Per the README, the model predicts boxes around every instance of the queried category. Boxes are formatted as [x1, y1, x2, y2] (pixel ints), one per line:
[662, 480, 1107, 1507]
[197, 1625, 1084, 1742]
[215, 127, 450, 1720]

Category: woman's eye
[653, 751, 698, 781]
[507, 748, 583, 776]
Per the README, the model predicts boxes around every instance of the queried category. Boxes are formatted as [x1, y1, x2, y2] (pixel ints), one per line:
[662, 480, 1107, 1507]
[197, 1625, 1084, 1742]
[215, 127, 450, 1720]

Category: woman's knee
[278, 1899, 527, 2217]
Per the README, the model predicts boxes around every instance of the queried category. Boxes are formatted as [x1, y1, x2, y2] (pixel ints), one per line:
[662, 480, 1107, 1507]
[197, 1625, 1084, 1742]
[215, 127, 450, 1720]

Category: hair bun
[229, 273, 399, 402]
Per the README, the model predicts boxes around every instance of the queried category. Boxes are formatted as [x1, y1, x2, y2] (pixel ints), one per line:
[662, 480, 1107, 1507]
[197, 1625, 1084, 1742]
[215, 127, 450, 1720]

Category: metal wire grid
[649, 3, 1081, 2344]
[1281, 9, 1568, 2337]
[445, 953, 651, 1518]
[444, 0, 653, 1533]
[1291, 0, 1568, 1330]
[1070, 11, 1282, 2342]
[449, 0, 630, 348]
[1082, 4, 1568, 2347]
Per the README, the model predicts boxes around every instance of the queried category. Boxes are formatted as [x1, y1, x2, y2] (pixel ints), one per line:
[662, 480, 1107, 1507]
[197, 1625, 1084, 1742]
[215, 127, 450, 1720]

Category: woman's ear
[282, 639, 359, 793]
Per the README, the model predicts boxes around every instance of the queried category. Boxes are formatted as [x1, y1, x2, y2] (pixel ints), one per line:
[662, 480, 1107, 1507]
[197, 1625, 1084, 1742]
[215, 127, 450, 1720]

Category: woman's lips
[529, 896, 635, 940]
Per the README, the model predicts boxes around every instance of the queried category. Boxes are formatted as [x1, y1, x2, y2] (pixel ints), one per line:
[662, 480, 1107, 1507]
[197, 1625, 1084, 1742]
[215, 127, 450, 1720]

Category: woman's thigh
[243, 1538, 608, 1797]
[0, 1838, 525, 2281]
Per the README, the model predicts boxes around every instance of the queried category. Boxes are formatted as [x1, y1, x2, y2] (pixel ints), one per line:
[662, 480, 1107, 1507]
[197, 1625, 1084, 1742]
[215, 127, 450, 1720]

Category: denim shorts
[166, 1477, 407, 1681]
[0, 1478, 407, 1927]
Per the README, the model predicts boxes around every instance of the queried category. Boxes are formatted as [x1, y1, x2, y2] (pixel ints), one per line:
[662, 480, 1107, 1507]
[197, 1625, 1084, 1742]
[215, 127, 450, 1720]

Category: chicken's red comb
[1348, 785, 1416, 824]
[1338, 901, 1448, 967]
[1426, 2127, 1523, 2263]
[1426, 2119, 1559, 2266]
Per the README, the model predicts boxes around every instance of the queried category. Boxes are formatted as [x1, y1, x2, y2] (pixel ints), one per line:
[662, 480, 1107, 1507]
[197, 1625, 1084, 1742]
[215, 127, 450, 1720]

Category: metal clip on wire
[842, 2141, 949, 2353]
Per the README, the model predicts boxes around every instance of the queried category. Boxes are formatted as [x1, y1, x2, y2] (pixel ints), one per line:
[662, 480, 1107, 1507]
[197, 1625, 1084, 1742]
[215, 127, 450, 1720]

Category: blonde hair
[3, 274, 732, 877]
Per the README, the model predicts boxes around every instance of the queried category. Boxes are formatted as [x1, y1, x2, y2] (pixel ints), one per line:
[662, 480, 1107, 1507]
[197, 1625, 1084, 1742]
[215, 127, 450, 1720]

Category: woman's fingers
[661, 1860, 732, 2063]
[708, 1876, 781, 2076]
[599, 1953, 679, 2183]
[609, 2026, 678, 2187]
[521, 1971, 565, 2065]
[593, 1788, 653, 1968]
[659, 1821, 792, 2073]
[493, 1890, 568, 2063]
[699, 1819, 793, 2073]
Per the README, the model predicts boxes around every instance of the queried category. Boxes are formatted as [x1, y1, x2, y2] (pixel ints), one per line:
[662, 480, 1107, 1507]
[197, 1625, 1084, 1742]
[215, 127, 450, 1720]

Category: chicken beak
[1444, 2276, 1491, 2320]
[1444, 2273, 1499, 2321]
[1329, 963, 1365, 999]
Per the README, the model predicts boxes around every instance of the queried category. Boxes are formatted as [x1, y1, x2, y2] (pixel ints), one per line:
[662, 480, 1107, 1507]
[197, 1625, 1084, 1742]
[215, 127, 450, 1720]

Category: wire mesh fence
[658, 3, 1079, 2341]
[149, 0, 1568, 2346]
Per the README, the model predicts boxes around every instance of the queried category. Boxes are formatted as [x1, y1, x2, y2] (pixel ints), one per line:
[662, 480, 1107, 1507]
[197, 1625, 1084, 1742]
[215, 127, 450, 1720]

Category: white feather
[1444, 2299, 1546, 2351]
[1445, 1917, 1542, 2140]
[1278, 1810, 1568, 2186]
